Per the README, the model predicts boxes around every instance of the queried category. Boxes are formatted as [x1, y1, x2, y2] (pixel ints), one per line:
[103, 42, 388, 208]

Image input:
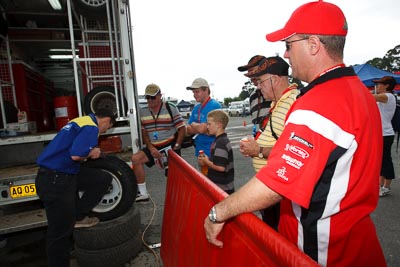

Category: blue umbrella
[353, 64, 400, 87]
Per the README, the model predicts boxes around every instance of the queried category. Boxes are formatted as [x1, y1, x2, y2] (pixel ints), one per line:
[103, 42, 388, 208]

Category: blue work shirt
[37, 114, 99, 174]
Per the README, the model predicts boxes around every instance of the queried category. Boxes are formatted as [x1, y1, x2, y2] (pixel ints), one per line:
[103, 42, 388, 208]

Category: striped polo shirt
[253, 84, 299, 172]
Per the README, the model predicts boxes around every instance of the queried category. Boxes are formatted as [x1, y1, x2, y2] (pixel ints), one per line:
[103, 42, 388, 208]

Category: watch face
[209, 210, 214, 222]
[209, 207, 217, 223]
[258, 153, 263, 159]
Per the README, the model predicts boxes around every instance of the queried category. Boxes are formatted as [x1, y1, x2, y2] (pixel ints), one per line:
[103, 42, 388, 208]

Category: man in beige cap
[186, 78, 221, 158]
[204, 1, 386, 266]
[131, 83, 185, 202]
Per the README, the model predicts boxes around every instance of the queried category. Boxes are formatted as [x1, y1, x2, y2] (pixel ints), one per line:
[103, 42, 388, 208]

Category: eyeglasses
[145, 95, 158, 100]
[257, 76, 272, 85]
[250, 77, 258, 86]
[285, 37, 309, 51]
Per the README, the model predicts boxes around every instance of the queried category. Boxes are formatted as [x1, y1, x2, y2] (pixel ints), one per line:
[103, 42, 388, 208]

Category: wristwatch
[208, 206, 223, 224]
[258, 147, 264, 159]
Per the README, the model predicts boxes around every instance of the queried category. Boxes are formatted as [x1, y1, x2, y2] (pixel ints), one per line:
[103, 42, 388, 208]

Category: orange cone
[243, 120, 247, 127]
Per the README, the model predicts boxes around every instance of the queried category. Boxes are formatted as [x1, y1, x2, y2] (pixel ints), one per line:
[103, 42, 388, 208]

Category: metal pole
[0, 83, 6, 129]
[106, 0, 121, 118]
[112, 0, 126, 117]
[118, 0, 141, 152]
[66, 0, 83, 116]
[5, 35, 17, 109]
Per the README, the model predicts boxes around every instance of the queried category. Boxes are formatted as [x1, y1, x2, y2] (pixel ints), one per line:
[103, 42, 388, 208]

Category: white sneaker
[379, 187, 391, 197]
[136, 192, 149, 202]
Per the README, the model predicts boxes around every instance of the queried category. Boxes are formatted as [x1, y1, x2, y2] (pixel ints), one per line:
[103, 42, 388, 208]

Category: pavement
[0, 116, 399, 266]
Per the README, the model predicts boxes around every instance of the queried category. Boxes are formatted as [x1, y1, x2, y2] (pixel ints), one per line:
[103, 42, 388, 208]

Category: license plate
[10, 183, 37, 198]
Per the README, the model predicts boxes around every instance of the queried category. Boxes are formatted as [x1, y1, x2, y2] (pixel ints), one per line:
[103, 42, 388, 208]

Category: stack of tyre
[74, 155, 142, 267]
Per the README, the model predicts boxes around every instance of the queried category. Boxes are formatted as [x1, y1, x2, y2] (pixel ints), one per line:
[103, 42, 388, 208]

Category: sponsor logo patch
[289, 132, 314, 149]
[284, 144, 309, 159]
[276, 166, 289, 181]
[63, 124, 72, 131]
[281, 154, 304, 169]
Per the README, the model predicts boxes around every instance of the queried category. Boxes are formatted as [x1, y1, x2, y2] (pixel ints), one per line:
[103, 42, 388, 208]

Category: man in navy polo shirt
[35, 108, 115, 267]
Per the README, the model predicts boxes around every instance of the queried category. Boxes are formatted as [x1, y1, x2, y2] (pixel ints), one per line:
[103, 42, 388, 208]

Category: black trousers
[35, 166, 112, 267]
[381, 135, 395, 180]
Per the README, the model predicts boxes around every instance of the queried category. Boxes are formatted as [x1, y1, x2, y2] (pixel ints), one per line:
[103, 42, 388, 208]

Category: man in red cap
[204, 1, 386, 266]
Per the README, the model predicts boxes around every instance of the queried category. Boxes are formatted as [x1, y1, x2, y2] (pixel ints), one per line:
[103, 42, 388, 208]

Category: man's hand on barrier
[204, 216, 224, 248]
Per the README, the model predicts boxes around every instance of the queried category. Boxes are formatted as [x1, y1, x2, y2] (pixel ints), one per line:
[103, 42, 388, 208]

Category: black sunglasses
[145, 95, 157, 100]
[285, 37, 309, 51]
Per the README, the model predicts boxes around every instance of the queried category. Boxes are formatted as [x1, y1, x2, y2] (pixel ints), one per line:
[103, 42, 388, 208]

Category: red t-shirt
[256, 69, 386, 266]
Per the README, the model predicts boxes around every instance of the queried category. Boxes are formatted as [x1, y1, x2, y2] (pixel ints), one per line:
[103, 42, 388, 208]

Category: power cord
[140, 193, 161, 267]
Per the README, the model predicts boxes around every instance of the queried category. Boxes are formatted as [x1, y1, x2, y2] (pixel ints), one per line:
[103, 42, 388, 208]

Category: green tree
[239, 90, 250, 100]
[224, 97, 233, 107]
[366, 44, 400, 72]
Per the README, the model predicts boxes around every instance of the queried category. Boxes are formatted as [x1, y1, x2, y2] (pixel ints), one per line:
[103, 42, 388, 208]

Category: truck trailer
[0, 0, 143, 264]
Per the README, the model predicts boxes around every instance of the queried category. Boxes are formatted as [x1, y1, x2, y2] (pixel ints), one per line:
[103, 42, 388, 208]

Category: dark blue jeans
[35, 166, 111, 267]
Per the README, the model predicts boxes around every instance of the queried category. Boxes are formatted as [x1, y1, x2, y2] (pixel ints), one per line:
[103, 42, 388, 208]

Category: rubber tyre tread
[81, 155, 137, 221]
[74, 205, 140, 250]
[72, 0, 107, 19]
[83, 86, 128, 117]
[74, 230, 143, 267]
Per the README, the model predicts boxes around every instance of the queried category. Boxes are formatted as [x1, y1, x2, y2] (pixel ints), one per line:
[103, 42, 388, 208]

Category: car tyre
[74, 205, 140, 250]
[81, 155, 137, 221]
[72, 0, 107, 18]
[83, 86, 128, 117]
[74, 231, 142, 267]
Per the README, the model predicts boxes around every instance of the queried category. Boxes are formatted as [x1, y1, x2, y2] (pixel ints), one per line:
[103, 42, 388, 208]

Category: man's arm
[204, 177, 282, 247]
[141, 128, 153, 148]
[71, 147, 102, 162]
[174, 126, 185, 150]
[186, 122, 208, 135]
[142, 128, 161, 158]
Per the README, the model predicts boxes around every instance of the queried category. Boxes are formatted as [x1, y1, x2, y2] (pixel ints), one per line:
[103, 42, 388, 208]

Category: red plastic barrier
[161, 152, 319, 267]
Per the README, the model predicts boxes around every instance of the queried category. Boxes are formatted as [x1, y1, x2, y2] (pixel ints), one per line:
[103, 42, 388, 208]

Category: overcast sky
[130, 0, 399, 102]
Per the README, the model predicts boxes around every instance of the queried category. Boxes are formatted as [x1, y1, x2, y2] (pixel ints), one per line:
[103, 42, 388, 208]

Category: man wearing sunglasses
[239, 56, 299, 230]
[205, 1, 386, 266]
[237, 55, 271, 128]
[131, 84, 185, 202]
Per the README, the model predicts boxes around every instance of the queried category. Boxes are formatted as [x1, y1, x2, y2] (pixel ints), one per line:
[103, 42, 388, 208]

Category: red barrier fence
[161, 152, 319, 267]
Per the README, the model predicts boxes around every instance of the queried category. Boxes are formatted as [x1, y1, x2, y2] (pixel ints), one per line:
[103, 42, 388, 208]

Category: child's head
[207, 110, 229, 131]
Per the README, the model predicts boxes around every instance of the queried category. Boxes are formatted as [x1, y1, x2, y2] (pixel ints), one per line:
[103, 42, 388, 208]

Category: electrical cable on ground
[140, 193, 161, 267]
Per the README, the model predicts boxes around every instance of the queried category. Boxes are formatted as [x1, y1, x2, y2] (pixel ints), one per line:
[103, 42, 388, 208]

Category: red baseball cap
[266, 0, 348, 42]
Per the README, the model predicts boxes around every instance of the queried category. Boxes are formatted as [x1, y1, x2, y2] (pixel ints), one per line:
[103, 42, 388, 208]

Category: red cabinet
[0, 62, 56, 132]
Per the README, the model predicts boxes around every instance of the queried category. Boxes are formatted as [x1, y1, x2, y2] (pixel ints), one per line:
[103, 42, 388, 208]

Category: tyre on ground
[74, 205, 141, 250]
